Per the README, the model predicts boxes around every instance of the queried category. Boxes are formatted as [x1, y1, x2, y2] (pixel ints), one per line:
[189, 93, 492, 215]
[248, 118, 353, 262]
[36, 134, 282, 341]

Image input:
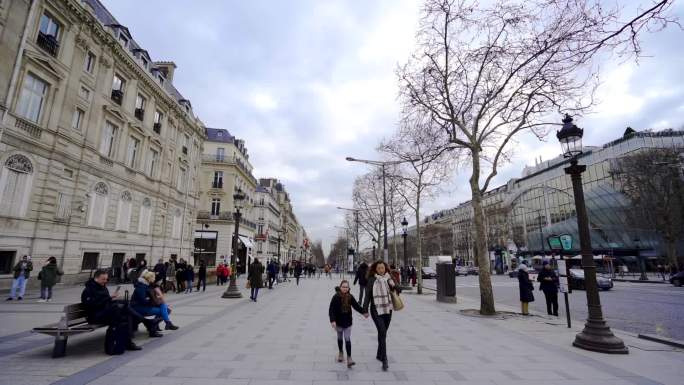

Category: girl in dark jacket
[518, 264, 535, 315]
[184, 265, 194, 293]
[362, 260, 398, 371]
[329, 280, 365, 368]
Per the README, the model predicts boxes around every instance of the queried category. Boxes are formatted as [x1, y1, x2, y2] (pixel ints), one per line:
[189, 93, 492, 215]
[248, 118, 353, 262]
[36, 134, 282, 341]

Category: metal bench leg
[52, 335, 68, 358]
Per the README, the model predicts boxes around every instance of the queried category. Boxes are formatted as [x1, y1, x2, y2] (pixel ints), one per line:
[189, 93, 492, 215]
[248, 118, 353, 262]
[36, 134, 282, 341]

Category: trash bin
[436, 261, 456, 303]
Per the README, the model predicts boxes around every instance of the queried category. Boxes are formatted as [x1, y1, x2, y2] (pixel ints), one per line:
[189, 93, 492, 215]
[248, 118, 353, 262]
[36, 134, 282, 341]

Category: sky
[100, 0, 684, 253]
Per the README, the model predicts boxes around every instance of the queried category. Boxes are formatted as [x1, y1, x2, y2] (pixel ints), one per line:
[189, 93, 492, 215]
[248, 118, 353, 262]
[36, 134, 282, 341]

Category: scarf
[372, 273, 393, 315]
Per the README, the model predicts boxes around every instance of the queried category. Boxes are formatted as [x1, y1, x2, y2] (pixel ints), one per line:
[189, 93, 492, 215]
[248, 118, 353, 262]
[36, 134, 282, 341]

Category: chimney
[153, 61, 177, 84]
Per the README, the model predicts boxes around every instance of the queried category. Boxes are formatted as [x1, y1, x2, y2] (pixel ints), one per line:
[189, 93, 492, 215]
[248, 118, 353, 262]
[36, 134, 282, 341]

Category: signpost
[548, 234, 573, 328]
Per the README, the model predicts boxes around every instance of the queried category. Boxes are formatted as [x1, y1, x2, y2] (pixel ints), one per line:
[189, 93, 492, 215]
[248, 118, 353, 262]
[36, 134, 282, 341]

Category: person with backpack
[7, 255, 33, 301]
[37, 256, 63, 302]
[329, 280, 366, 368]
[196, 260, 207, 292]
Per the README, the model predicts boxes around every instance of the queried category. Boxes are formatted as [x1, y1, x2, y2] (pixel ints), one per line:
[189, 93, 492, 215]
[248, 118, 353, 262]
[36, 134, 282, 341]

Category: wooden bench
[32, 303, 105, 358]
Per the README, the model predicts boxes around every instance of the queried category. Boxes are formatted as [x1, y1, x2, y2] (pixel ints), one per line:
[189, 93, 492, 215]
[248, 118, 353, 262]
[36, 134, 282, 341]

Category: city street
[424, 274, 684, 341]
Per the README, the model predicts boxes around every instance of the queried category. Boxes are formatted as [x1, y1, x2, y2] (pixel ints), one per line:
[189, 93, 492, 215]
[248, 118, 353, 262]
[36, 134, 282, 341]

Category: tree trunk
[470, 149, 496, 315]
[416, 196, 423, 295]
[666, 239, 680, 271]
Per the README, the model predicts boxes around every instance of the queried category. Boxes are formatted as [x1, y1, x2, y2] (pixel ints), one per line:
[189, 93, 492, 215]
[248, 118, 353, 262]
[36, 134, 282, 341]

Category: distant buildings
[0, 0, 308, 289]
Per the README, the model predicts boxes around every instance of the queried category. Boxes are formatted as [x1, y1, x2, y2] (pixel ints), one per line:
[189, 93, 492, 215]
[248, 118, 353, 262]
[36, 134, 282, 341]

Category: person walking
[248, 258, 265, 302]
[518, 264, 535, 316]
[267, 260, 277, 289]
[184, 265, 194, 294]
[353, 262, 369, 305]
[362, 260, 398, 371]
[294, 261, 303, 286]
[7, 255, 33, 301]
[282, 262, 289, 282]
[196, 260, 207, 292]
[410, 266, 417, 287]
[175, 259, 186, 293]
[329, 280, 366, 368]
[537, 260, 559, 316]
[165, 260, 176, 293]
[37, 256, 63, 302]
[153, 258, 166, 286]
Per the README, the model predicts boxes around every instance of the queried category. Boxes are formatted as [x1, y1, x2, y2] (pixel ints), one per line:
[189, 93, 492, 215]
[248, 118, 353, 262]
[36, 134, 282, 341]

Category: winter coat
[131, 280, 154, 308]
[185, 267, 194, 281]
[80, 279, 113, 323]
[248, 262, 265, 287]
[13, 260, 33, 279]
[518, 270, 535, 303]
[198, 264, 207, 279]
[537, 268, 559, 293]
[166, 262, 176, 278]
[39, 263, 63, 287]
[153, 263, 166, 280]
[354, 264, 369, 286]
[294, 264, 303, 277]
[329, 292, 364, 328]
[362, 275, 398, 313]
[267, 262, 277, 275]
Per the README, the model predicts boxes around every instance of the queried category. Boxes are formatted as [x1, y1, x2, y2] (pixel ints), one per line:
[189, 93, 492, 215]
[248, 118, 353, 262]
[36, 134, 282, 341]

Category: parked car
[569, 269, 613, 290]
[670, 271, 684, 287]
[455, 266, 469, 276]
[467, 266, 479, 275]
[421, 267, 437, 279]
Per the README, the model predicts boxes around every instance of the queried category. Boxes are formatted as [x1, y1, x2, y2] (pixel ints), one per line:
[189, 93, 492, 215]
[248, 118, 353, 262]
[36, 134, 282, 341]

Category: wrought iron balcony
[111, 89, 123, 105]
[36, 32, 59, 57]
[153, 122, 162, 134]
[134, 108, 145, 121]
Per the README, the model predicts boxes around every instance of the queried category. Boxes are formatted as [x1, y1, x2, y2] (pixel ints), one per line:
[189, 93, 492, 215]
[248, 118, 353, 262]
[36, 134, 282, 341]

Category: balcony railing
[36, 32, 59, 57]
[14, 117, 42, 139]
[153, 122, 162, 134]
[134, 108, 145, 121]
[211, 182, 223, 189]
[111, 89, 123, 105]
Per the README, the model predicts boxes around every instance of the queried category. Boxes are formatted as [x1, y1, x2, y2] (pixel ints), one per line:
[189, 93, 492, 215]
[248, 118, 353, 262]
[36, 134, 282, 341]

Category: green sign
[559, 234, 573, 251]
[547, 236, 562, 250]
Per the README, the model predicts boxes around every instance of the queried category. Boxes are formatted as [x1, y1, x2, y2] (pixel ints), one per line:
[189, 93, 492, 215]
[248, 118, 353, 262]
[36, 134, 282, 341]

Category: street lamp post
[371, 237, 377, 260]
[400, 217, 412, 290]
[222, 189, 245, 299]
[557, 115, 627, 354]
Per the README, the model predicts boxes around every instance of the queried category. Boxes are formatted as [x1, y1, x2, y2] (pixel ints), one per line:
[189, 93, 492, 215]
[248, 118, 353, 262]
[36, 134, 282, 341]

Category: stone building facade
[0, 0, 204, 288]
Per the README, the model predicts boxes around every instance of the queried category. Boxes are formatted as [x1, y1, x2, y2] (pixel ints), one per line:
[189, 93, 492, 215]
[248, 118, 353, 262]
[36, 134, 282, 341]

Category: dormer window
[118, 32, 128, 48]
[158, 75, 164, 86]
[37, 13, 60, 57]
[140, 57, 148, 69]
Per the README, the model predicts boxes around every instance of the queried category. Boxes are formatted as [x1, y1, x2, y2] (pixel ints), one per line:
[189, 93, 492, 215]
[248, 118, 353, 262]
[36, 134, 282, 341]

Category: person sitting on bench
[81, 269, 162, 350]
[132, 271, 179, 331]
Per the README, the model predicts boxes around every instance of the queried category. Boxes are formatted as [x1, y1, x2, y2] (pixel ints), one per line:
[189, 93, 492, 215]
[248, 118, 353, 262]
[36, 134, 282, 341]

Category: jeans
[196, 278, 206, 291]
[544, 291, 559, 315]
[185, 280, 193, 292]
[250, 286, 259, 300]
[134, 303, 171, 322]
[371, 307, 392, 361]
[40, 284, 53, 300]
[10, 276, 27, 298]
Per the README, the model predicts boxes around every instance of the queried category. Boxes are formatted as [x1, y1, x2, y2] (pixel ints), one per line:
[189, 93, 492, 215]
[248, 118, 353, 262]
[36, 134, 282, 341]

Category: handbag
[390, 290, 404, 311]
[245, 280, 251, 289]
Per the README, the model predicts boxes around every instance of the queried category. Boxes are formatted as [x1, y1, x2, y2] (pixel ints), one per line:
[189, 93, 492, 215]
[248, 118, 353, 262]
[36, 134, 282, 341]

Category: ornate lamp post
[371, 237, 377, 260]
[400, 217, 412, 290]
[222, 189, 245, 299]
[557, 115, 627, 354]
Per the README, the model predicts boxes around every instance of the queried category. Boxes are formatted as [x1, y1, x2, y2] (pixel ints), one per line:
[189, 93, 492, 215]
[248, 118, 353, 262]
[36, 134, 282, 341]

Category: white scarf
[372, 273, 393, 315]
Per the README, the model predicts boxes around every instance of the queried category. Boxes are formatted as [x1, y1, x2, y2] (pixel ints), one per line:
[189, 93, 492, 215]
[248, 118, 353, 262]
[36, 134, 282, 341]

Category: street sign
[559, 234, 573, 251]
[548, 236, 562, 250]
[557, 259, 569, 293]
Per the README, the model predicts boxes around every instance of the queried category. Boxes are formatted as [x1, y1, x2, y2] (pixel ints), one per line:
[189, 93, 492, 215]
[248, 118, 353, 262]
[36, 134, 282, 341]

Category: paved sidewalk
[0, 276, 681, 384]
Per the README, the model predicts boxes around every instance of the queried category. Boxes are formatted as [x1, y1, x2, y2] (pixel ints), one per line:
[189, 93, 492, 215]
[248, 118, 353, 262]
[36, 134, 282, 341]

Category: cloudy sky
[100, 0, 684, 252]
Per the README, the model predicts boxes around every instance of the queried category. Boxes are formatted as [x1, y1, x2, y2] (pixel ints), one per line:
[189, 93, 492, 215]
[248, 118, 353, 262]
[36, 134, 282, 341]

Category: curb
[637, 334, 684, 349]
[613, 279, 668, 284]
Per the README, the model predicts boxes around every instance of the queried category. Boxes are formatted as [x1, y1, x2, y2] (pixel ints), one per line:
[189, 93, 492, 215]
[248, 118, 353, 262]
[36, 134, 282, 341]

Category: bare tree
[311, 240, 326, 267]
[352, 172, 384, 257]
[379, 117, 456, 293]
[616, 148, 684, 270]
[398, 0, 675, 314]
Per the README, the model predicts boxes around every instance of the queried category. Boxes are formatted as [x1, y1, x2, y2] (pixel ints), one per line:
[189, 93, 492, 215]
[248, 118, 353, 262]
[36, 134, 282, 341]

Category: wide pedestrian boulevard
[0, 275, 681, 385]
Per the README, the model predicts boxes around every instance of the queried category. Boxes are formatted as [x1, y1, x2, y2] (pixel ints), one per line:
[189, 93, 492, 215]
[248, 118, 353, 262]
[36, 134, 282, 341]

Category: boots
[347, 357, 355, 368]
[337, 352, 344, 362]
[165, 321, 179, 330]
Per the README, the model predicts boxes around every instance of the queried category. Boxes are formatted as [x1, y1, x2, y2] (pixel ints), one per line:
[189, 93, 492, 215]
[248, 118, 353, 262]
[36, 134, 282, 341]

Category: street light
[222, 188, 245, 299]
[556, 114, 627, 354]
[346, 156, 419, 262]
[400, 217, 412, 290]
[337, 207, 361, 265]
[371, 236, 377, 259]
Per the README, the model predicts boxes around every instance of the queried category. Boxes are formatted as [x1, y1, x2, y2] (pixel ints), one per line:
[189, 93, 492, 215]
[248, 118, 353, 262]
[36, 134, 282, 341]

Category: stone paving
[0, 275, 682, 384]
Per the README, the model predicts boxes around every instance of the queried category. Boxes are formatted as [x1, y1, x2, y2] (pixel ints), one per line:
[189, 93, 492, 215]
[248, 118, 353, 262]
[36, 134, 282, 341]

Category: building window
[126, 136, 140, 168]
[71, 108, 84, 131]
[0, 251, 17, 275]
[79, 86, 90, 101]
[87, 182, 108, 228]
[176, 167, 186, 190]
[37, 13, 60, 56]
[212, 171, 223, 188]
[111, 74, 125, 104]
[99, 121, 118, 158]
[0, 154, 34, 217]
[211, 198, 221, 216]
[181, 134, 189, 155]
[55, 192, 70, 219]
[216, 147, 225, 161]
[153, 110, 163, 134]
[140, 56, 148, 69]
[16, 73, 48, 123]
[115, 191, 132, 231]
[81, 252, 99, 270]
[134, 94, 145, 120]
[139, 197, 152, 234]
[146, 148, 159, 177]
[118, 32, 128, 48]
[84, 51, 96, 73]
[257, 224, 264, 235]
[171, 209, 182, 239]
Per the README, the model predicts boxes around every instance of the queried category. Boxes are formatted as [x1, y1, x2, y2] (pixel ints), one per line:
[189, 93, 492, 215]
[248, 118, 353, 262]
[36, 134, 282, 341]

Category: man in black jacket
[353, 262, 369, 305]
[81, 270, 159, 351]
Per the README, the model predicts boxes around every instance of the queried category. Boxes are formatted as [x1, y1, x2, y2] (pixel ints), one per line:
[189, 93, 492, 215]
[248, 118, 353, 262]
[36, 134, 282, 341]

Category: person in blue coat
[131, 271, 179, 333]
[518, 264, 534, 315]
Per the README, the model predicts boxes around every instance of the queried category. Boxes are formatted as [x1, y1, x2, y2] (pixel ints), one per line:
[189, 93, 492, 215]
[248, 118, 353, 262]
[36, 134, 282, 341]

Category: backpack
[104, 322, 128, 355]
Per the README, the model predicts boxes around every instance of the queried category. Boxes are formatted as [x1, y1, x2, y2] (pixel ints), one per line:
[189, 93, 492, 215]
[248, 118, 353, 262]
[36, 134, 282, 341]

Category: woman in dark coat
[248, 258, 265, 302]
[537, 261, 559, 316]
[38, 256, 63, 302]
[362, 260, 398, 371]
[518, 264, 534, 315]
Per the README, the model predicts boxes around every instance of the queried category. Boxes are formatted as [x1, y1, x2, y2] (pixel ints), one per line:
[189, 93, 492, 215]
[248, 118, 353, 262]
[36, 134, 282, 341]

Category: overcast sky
[100, 0, 684, 253]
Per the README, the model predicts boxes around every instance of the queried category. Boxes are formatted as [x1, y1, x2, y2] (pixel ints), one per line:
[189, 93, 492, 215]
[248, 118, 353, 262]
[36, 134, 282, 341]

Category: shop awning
[238, 235, 254, 250]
